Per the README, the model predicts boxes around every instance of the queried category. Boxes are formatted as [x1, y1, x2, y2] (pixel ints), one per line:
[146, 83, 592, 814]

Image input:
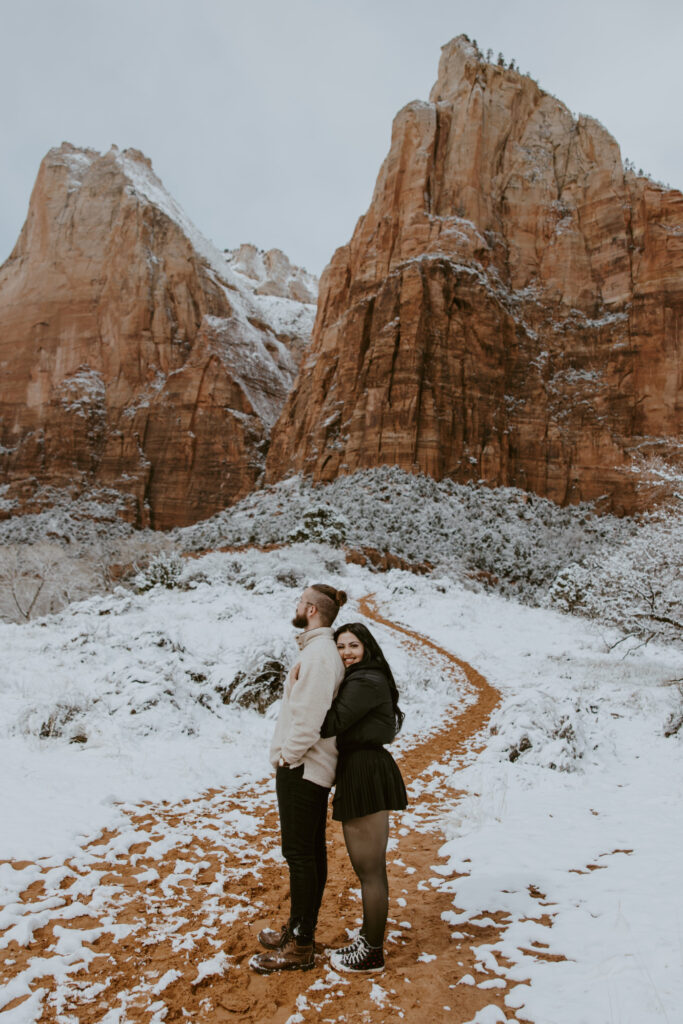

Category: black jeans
[276, 764, 330, 944]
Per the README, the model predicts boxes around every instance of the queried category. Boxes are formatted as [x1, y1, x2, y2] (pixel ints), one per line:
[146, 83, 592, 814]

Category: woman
[321, 622, 407, 973]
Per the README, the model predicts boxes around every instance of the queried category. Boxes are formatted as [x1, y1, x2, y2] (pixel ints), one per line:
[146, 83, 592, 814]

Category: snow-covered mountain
[0, 144, 317, 529]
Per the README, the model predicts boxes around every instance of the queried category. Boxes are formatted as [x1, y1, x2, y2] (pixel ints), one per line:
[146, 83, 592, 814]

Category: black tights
[342, 810, 390, 948]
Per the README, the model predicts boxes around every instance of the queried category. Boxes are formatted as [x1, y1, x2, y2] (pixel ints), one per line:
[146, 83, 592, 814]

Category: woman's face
[336, 631, 365, 669]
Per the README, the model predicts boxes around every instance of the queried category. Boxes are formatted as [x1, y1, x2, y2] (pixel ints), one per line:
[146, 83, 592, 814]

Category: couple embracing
[250, 583, 407, 975]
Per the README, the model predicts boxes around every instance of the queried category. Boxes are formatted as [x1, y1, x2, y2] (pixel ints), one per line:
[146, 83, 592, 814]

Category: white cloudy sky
[1, 0, 681, 276]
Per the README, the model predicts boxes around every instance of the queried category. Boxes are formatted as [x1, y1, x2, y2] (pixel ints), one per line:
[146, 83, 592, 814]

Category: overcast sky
[1, 0, 681, 276]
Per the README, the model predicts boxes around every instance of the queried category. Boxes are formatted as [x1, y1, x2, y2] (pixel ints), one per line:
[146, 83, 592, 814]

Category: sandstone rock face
[267, 36, 683, 512]
[0, 144, 316, 528]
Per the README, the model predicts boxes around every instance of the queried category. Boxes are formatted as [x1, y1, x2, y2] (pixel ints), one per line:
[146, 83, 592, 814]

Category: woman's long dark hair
[333, 622, 405, 733]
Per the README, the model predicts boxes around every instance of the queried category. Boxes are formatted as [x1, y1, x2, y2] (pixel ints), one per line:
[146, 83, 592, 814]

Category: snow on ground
[2, 540, 682, 1023]
[382, 578, 683, 1024]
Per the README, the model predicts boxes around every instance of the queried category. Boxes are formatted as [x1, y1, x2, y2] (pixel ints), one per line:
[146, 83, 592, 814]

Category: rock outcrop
[226, 244, 318, 305]
[266, 36, 683, 512]
[0, 144, 316, 528]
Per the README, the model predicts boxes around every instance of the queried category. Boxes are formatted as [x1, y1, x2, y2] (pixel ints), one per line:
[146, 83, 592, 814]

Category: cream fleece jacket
[269, 625, 345, 788]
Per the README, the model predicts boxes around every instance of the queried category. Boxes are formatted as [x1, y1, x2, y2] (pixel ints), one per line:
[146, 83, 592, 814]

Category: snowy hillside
[3, 468, 681, 650]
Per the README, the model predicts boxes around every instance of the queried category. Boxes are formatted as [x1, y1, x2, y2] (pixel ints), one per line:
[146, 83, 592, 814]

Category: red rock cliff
[266, 36, 683, 512]
[0, 145, 316, 528]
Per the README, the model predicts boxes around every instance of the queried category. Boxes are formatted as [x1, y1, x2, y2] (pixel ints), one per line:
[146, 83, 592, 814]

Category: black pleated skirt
[332, 746, 408, 822]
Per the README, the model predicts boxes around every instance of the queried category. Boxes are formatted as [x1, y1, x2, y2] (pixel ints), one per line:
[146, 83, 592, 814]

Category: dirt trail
[1, 595, 530, 1024]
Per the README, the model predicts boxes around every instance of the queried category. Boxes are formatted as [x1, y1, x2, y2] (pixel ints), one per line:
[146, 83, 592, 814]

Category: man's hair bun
[309, 583, 348, 625]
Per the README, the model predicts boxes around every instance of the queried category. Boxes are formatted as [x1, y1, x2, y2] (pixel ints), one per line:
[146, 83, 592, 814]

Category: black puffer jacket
[320, 660, 396, 750]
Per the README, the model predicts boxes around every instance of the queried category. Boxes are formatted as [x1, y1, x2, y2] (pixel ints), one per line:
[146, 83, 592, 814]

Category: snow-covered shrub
[664, 688, 683, 738]
[575, 513, 682, 647]
[486, 692, 589, 771]
[238, 544, 346, 590]
[0, 487, 136, 547]
[548, 564, 591, 613]
[38, 701, 90, 744]
[0, 542, 99, 623]
[217, 657, 287, 714]
[213, 630, 292, 715]
[287, 504, 349, 546]
[134, 552, 184, 592]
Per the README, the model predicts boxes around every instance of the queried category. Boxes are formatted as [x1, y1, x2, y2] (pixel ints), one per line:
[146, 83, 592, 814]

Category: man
[250, 583, 347, 973]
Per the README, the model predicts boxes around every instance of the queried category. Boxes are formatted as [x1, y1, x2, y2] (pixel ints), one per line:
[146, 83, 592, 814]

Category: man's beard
[292, 613, 309, 629]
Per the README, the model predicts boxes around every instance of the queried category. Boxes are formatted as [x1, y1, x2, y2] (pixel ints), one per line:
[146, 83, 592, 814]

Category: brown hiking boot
[257, 924, 290, 949]
[249, 937, 315, 974]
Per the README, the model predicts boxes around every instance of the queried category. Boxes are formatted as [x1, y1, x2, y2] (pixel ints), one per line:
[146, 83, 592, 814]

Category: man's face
[292, 590, 314, 629]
